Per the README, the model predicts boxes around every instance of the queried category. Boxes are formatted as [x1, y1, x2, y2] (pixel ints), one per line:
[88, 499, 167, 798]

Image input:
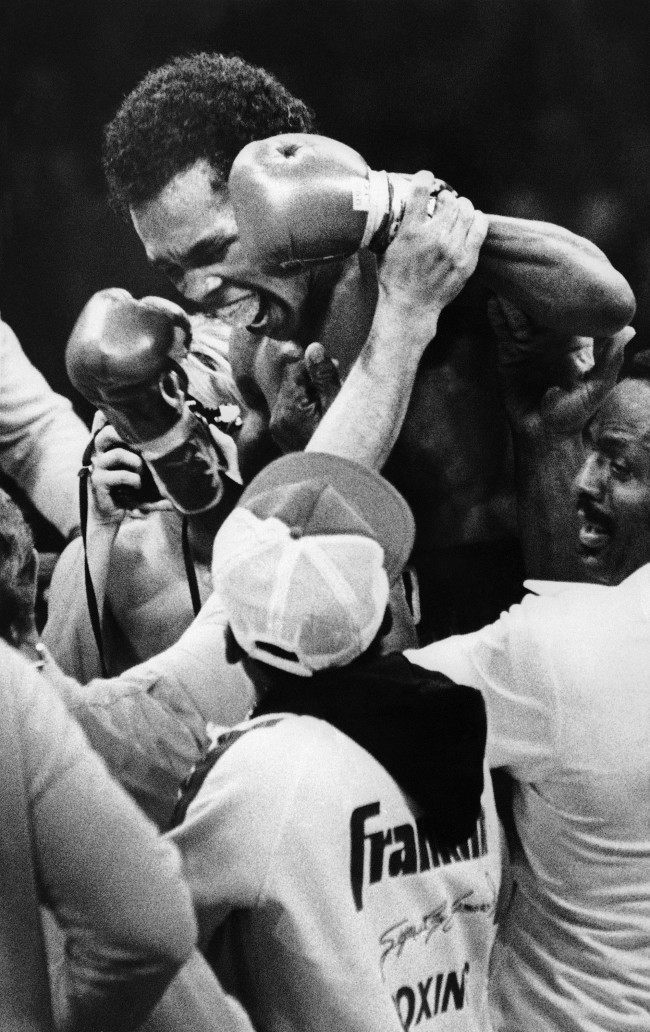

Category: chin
[578, 548, 616, 585]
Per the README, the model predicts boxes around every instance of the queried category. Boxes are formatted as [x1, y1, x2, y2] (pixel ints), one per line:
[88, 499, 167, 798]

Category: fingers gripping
[305, 342, 341, 411]
[401, 171, 437, 229]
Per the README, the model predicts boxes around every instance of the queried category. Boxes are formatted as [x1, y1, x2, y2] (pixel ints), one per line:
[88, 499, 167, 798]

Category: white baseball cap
[211, 451, 415, 677]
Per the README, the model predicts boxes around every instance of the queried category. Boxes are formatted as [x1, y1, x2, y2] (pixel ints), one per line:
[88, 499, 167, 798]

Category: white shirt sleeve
[41, 588, 254, 828]
[0, 318, 89, 535]
[5, 643, 197, 1032]
[406, 594, 559, 779]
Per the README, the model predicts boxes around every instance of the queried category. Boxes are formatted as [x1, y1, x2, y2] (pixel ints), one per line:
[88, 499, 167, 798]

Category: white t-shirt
[408, 565, 650, 1032]
[169, 714, 503, 1032]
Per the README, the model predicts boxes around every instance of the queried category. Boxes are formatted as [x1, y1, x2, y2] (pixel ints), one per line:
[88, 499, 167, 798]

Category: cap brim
[239, 451, 414, 583]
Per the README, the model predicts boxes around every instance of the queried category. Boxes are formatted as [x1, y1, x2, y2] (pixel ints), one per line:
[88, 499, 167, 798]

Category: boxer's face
[132, 159, 378, 464]
[130, 159, 312, 337]
[229, 250, 379, 463]
[575, 378, 650, 584]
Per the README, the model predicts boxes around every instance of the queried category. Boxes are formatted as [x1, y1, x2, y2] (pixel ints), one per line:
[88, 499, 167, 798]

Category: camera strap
[78, 433, 108, 678]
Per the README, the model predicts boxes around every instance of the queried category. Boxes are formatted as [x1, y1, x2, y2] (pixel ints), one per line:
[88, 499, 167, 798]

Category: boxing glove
[66, 289, 229, 514]
[229, 133, 635, 336]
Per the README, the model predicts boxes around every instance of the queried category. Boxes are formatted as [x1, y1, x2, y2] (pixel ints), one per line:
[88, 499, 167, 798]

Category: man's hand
[88, 412, 147, 525]
[377, 173, 489, 339]
[269, 342, 342, 451]
[306, 179, 487, 469]
[489, 294, 635, 438]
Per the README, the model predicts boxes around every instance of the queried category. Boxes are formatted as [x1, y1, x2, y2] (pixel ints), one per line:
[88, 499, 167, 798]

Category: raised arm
[309, 176, 488, 468]
[228, 132, 635, 340]
[477, 215, 635, 336]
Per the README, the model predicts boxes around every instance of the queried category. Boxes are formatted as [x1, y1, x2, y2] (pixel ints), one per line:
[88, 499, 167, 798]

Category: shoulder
[0, 317, 20, 354]
[109, 508, 204, 608]
[408, 598, 562, 775]
[209, 714, 349, 784]
[0, 640, 90, 781]
[194, 715, 376, 827]
[0, 638, 36, 696]
[623, 564, 650, 619]
[172, 717, 337, 903]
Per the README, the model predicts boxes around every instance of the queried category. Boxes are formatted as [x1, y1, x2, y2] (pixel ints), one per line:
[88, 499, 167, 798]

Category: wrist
[375, 284, 441, 350]
[87, 504, 126, 532]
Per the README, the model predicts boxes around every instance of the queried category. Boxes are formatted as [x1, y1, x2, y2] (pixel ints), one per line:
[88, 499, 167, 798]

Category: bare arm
[477, 214, 635, 336]
[309, 176, 488, 467]
[41, 588, 253, 828]
[83, 414, 145, 615]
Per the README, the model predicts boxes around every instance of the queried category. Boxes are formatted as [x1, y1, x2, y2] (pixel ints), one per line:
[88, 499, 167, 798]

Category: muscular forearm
[308, 292, 435, 468]
[513, 432, 587, 581]
[478, 215, 635, 336]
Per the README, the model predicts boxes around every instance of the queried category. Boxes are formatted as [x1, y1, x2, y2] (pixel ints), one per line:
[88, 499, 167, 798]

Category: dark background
[2, 0, 649, 405]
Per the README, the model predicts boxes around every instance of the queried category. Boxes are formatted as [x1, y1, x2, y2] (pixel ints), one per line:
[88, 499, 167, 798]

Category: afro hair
[103, 52, 316, 219]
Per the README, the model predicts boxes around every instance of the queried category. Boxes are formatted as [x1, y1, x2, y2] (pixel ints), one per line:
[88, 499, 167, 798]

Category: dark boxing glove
[66, 289, 230, 514]
[228, 134, 452, 270]
[229, 134, 635, 335]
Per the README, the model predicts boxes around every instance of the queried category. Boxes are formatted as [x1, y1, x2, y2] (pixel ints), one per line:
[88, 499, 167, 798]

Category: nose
[179, 269, 223, 304]
[575, 450, 607, 500]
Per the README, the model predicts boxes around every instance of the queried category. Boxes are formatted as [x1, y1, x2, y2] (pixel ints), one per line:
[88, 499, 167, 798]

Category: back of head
[0, 491, 36, 645]
[211, 452, 415, 678]
[103, 52, 316, 219]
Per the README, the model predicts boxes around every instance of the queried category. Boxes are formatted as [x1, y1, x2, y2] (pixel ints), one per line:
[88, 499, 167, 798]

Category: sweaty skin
[575, 378, 650, 584]
[131, 162, 633, 637]
[231, 260, 518, 544]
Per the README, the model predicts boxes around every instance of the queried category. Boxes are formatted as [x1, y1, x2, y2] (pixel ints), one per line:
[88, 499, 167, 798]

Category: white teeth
[215, 294, 261, 328]
[578, 520, 609, 549]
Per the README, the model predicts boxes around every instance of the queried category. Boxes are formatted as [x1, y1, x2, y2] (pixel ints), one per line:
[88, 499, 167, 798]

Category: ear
[224, 624, 245, 665]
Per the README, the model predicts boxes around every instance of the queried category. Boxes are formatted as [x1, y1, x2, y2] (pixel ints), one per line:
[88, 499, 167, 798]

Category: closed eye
[183, 236, 237, 269]
[151, 258, 182, 282]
